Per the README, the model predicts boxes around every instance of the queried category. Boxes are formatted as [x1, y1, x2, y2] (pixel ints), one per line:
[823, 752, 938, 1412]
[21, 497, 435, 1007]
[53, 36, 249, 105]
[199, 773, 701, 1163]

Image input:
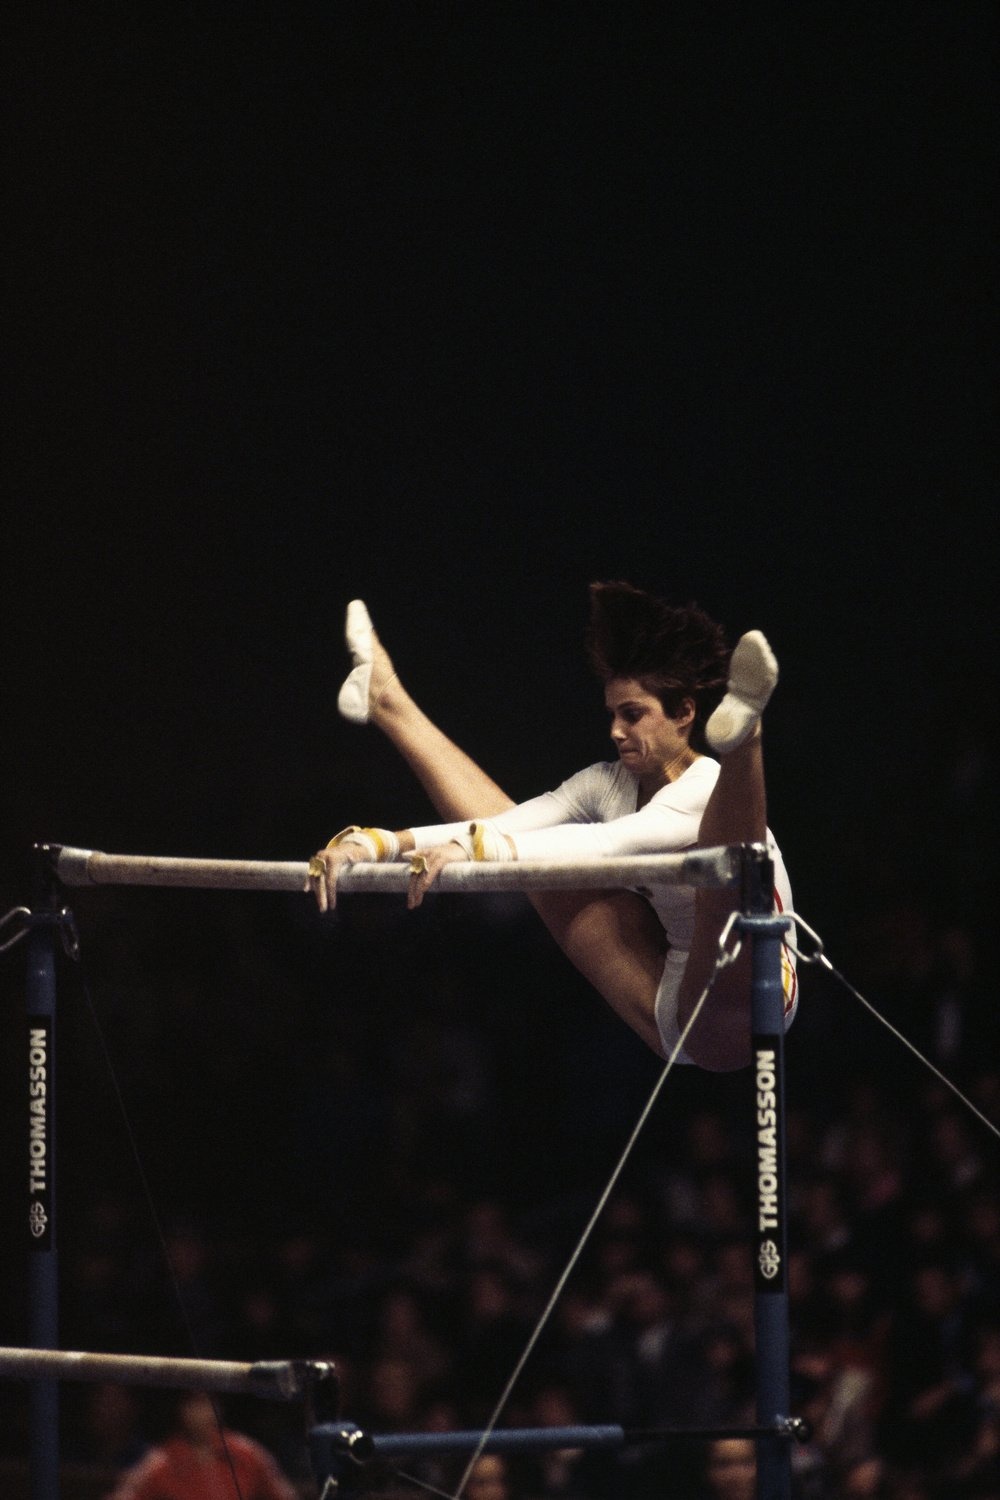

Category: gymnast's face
[605, 677, 695, 786]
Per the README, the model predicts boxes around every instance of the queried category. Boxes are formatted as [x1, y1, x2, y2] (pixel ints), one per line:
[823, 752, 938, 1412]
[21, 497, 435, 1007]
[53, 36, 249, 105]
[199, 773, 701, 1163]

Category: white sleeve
[409, 766, 613, 850]
[409, 819, 477, 849]
[508, 773, 710, 861]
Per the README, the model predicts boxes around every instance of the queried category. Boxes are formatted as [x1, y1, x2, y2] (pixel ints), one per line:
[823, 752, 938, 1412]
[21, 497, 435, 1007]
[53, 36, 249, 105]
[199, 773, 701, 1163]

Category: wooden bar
[0, 1347, 334, 1401]
[54, 845, 743, 893]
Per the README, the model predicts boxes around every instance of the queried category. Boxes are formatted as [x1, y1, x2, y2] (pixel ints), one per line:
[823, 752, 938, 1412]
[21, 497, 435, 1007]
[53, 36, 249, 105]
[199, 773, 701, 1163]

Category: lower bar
[308, 1418, 805, 1491]
[309, 1422, 626, 1490]
[369, 1424, 625, 1457]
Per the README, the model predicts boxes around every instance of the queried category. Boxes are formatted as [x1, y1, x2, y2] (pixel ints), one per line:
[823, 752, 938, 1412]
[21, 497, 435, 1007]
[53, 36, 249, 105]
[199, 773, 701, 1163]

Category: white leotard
[411, 756, 796, 1060]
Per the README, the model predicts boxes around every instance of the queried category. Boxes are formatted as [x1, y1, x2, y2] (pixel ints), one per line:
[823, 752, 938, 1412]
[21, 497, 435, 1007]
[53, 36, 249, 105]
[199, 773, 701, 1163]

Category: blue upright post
[741, 847, 792, 1500]
[26, 845, 60, 1500]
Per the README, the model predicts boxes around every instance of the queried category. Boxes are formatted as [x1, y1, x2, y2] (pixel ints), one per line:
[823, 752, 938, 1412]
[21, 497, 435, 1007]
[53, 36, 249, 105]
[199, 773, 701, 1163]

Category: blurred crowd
[1, 883, 998, 1498]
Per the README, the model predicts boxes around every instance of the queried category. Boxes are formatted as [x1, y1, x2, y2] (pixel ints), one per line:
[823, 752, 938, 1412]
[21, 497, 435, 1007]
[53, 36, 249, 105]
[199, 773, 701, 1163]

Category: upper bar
[54, 845, 745, 894]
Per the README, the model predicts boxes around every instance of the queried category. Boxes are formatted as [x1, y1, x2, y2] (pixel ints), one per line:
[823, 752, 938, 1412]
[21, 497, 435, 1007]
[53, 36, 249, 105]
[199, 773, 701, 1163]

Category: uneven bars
[53, 844, 744, 894]
[0, 1347, 336, 1402]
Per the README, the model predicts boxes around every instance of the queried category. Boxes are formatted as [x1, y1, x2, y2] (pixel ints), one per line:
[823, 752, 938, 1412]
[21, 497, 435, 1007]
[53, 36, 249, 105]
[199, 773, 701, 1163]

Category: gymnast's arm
[306, 767, 709, 911]
[406, 774, 709, 908]
[502, 785, 705, 861]
[416, 769, 709, 863]
[307, 811, 547, 913]
[409, 785, 590, 850]
[307, 773, 606, 911]
[306, 829, 415, 912]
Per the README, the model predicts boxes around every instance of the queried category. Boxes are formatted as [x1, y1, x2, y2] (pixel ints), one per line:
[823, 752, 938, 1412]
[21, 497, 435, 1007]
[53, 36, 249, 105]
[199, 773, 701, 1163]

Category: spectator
[465, 1453, 513, 1500]
[458, 1265, 535, 1421]
[371, 1283, 451, 1388]
[880, 1260, 978, 1476]
[362, 1355, 424, 1432]
[66, 1382, 148, 1470]
[701, 1437, 755, 1500]
[104, 1390, 296, 1500]
[522, 1382, 612, 1500]
[841, 1456, 890, 1497]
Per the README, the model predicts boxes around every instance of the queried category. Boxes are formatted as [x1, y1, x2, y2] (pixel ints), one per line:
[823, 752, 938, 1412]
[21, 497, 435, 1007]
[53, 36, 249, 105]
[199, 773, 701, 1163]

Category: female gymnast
[307, 583, 796, 1072]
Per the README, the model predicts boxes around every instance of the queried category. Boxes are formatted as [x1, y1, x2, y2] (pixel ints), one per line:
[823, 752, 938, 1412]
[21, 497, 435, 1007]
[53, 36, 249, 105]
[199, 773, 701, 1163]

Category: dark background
[4, 3, 996, 907]
[1, 0, 996, 1381]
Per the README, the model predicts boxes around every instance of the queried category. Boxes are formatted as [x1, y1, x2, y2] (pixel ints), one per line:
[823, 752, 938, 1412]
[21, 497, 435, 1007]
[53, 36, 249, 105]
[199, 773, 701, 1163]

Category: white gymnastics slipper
[706, 630, 779, 753]
[336, 599, 375, 723]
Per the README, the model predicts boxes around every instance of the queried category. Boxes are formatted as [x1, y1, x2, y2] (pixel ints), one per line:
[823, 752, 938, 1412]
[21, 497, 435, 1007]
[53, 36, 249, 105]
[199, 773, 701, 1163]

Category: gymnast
[307, 582, 796, 1072]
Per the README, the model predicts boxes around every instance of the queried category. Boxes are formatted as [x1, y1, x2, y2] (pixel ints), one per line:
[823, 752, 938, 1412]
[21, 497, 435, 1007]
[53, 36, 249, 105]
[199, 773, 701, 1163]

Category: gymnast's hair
[585, 581, 730, 753]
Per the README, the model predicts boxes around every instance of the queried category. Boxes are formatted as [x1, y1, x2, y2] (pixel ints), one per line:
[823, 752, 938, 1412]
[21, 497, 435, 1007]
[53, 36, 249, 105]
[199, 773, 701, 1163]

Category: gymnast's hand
[406, 842, 468, 910]
[305, 841, 367, 913]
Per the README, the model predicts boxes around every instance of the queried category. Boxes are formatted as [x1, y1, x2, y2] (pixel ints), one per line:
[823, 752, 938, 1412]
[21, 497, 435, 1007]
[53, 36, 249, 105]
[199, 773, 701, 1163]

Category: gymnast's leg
[674, 634, 777, 1071]
[672, 735, 766, 1070]
[526, 637, 780, 1069]
[353, 615, 514, 822]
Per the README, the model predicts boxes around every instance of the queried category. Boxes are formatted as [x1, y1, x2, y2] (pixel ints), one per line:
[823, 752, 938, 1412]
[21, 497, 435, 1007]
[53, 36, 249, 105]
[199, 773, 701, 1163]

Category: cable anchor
[783, 910, 831, 970]
[0, 905, 79, 959]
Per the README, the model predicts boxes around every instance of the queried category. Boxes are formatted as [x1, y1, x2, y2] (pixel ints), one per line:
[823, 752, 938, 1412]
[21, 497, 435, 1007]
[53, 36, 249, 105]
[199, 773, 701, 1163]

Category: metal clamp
[714, 909, 745, 971]
[782, 911, 832, 971]
[0, 907, 32, 954]
[0, 906, 80, 960]
[775, 1415, 812, 1443]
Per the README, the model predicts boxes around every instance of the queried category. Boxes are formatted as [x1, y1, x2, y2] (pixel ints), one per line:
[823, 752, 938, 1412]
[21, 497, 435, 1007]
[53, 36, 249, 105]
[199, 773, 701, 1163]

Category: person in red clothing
[105, 1390, 297, 1500]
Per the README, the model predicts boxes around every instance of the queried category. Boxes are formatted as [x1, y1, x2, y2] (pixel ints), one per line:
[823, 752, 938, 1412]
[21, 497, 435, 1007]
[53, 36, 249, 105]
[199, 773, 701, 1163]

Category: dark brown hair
[585, 581, 730, 752]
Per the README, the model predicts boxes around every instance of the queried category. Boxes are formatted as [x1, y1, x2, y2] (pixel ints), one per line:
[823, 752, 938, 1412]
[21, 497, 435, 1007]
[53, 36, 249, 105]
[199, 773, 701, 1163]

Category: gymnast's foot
[336, 599, 401, 724]
[706, 630, 778, 753]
